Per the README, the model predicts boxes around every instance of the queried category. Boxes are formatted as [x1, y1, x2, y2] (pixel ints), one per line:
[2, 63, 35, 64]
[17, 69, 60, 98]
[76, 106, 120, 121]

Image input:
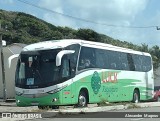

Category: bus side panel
[71, 70, 154, 104]
[61, 83, 73, 105]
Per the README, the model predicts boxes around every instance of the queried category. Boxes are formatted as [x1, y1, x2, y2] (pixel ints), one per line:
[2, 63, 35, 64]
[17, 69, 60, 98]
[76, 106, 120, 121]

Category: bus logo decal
[91, 71, 101, 94]
[102, 72, 118, 83]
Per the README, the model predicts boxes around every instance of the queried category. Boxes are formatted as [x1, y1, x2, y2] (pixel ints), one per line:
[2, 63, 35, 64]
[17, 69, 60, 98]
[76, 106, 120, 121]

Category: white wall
[0, 45, 24, 99]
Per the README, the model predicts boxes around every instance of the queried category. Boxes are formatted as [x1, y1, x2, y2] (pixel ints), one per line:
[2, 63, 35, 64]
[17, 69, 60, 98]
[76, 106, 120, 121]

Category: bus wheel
[132, 90, 140, 103]
[38, 106, 46, 109]
[51, 105, 59, 109]
[78, 91, 87, 107]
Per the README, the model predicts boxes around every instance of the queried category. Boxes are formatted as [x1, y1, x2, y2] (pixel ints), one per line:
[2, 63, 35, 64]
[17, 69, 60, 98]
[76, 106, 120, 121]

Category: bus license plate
[31, 102, 39, 105]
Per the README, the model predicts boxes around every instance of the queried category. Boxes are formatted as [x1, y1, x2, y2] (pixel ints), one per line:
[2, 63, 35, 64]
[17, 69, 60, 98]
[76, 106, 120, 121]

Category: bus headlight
[16, 91, 23, 96]
[17, 100, 20, 103]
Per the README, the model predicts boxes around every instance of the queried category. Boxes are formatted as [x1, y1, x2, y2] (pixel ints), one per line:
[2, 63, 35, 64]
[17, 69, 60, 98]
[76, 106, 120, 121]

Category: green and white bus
[9, 39, 154, 108]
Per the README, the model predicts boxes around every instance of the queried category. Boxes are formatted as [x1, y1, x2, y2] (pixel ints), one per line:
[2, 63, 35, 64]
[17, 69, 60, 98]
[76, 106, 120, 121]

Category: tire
[38, 106, 46, 109]
[78, 91, 87, 107]
[51, 105, 59, 109]
[132, 90, 140, 103]
[38, 105, 59, 109]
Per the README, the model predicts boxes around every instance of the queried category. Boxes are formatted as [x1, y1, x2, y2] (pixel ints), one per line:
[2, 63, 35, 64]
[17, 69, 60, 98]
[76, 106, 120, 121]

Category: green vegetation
[0, 9, 160, 69]
[126, 103, 140, 109]
[97, 101, 141, 109]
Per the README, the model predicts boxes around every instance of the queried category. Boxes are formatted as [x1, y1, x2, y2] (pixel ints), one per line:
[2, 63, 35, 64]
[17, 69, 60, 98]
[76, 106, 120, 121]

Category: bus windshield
[15, 49, 63, 89]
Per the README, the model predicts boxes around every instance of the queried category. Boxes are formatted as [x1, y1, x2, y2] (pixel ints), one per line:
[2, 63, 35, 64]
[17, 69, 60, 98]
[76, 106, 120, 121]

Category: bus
[9, 39, 154, 108]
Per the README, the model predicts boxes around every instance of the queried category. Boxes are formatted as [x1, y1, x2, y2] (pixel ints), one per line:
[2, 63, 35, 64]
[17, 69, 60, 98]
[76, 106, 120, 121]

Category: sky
[0, 0, 160, 47]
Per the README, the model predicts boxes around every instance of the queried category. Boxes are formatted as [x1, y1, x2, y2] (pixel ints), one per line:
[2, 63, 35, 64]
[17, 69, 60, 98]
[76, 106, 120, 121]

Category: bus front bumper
[15, 93, 61, 107]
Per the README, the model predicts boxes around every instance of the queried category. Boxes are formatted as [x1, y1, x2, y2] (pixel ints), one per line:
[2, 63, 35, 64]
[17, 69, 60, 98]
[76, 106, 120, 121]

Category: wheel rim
[134, 93, 139, 103]
[79, 95, 86, 107]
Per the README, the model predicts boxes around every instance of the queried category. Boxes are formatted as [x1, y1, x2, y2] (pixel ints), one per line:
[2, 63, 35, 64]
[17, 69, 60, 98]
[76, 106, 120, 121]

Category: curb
[57, 105, 125, 113]
[136, 102, 160, 108]
[0, 102, 159, 120]
[48, 102, 160, 114]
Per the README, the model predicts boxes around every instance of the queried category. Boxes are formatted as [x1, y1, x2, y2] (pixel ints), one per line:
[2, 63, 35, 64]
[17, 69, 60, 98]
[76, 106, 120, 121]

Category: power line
[17, 0, 159, 29]
[0, 21, 6, 101]
[157, 26, 160, 30]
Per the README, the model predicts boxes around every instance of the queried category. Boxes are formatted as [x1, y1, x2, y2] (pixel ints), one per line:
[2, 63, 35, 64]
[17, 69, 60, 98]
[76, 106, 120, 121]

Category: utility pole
[156, 26, 160, 30]
[0, 21, 6, 101]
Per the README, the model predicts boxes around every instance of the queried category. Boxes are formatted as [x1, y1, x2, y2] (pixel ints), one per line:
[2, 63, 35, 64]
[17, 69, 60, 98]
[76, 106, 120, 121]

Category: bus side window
[78, 46, 95, 70]
[122, 63, 127, 70]
[143, 56, 152, 72]
[143, 66, 147, 72]
[127, 54, 135, 71]
[111, 63, 116, 69]
[95, 49, 105, 68]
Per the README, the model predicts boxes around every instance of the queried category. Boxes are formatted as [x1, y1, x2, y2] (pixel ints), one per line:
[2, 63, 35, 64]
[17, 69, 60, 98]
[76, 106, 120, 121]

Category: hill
[0, 9, 160, 69]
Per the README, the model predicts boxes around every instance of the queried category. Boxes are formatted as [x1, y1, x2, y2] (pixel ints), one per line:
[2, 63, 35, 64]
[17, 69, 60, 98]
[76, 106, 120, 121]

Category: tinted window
[78, 46, 152, 72]
[95, 49, 106, 68]
[65, 44, 80, 67]
[65, 44, 80, 75]
[119, 52, 130, 70]
[127, 54, 135, 71]
[78, 46, 96, 70]
[16, 49, 62, 89]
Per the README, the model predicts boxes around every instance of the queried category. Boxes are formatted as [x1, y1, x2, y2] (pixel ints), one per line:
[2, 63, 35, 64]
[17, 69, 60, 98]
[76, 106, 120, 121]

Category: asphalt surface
[26, 107, 160, 121]
[0, 101, 160, 121]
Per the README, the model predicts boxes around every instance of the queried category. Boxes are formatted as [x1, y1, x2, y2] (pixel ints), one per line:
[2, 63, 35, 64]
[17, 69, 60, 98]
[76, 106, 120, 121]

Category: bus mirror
[8, 54, 19, 68]
[56, 50, 75, 66]
[2, 40, 6, 46]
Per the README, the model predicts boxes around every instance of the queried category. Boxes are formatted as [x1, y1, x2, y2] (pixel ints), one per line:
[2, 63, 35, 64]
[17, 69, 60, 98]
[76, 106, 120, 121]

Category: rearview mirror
[2, 40, 6, 46]
[8, 54, 19, 68]
[56, 50, 75, 66]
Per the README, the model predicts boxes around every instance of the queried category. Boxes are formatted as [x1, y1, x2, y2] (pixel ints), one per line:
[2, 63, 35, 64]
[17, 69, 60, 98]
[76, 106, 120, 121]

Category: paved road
[25, 107, 160, 121]
[0, 102, 159, 121]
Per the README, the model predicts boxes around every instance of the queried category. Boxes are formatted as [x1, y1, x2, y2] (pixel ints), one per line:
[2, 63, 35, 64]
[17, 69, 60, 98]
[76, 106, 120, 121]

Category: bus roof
[22, 39, 151, 56]
[22, 39, 81, 51]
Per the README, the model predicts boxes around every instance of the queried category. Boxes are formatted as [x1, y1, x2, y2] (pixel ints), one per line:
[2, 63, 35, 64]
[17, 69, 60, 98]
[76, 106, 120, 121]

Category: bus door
[143, 55, 154, 100]
[61, 56, 73, 104]
[145, 70, 154, 99]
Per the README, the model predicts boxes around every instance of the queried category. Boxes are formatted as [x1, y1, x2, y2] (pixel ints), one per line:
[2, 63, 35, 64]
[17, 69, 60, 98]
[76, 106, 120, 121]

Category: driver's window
[62, 59, 70, 78]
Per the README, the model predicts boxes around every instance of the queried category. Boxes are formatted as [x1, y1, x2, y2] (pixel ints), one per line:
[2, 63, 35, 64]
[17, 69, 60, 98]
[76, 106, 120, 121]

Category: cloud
[7, 0, 13, 4]
[39, 0, 63, 13]
[37, 0, 160, 46]
[149, 11, 160, 25]
[143, 11, 160, 46]
[0, 0, 13, 4]
[38, 0, 148, 27]
[67, 0, 148, 25]
[39, 0, 68, 26]
[43, 13, 78, 28]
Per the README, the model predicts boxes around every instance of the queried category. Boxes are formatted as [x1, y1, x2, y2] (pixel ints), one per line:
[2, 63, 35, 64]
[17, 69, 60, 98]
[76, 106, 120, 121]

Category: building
[0, 43, 26, 99]
[154, 68, 160, 87]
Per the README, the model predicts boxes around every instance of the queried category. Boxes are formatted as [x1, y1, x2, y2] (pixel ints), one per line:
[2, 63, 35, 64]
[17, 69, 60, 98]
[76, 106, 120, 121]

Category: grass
[97, 101, 141, 109]
[126, 103, 141, 109]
